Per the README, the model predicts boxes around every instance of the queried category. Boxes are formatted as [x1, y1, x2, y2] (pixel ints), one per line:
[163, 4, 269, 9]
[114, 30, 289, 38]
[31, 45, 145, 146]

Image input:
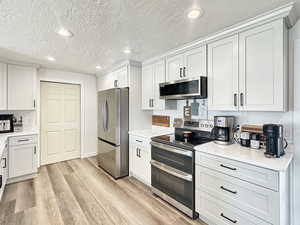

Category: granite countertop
[194, 142, 294, 171]
[0, 130, 39, 157]
[128, 127, 174, 139]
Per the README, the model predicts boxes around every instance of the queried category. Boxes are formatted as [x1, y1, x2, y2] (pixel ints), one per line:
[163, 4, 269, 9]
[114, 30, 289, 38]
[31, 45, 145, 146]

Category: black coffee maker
[263, 124, 287, 158]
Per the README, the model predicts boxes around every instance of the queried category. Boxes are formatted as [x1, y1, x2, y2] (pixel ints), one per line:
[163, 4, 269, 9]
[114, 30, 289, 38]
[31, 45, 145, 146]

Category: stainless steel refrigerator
[97, 88, 129, 178]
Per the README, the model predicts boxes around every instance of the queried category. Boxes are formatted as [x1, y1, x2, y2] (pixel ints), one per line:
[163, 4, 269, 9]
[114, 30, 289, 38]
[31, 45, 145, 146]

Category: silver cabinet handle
[234, 93, 237, 107]
[151, 141, 192, 157]
[149, 99, 151, 107]
[240, 93, 244, 106]
[150, 160, 192, 182]
[18, 139, 30, 142]
[179, 68, 183, 78]
[114, 80, 118, 87]
[34, 146, 37, 154]
[183, 67, 186, 77]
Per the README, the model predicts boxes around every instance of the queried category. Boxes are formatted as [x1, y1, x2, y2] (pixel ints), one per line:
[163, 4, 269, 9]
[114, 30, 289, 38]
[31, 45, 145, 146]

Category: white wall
[38, 69, 97, 158]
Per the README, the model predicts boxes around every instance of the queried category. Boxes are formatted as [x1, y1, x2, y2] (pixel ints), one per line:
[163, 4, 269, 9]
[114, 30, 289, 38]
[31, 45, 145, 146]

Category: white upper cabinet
[208, 35, 239, 111]
[166, 54, 183, 81]
[142, 59, 165, 110]
[7, 65, 36, 110]
[184, 46, 207, 79]
[97, 66, 128, 91]
[208, 19, 287, 112]
[239, 20, 287, 111]
[166, 45, 206, 82]
[142, 64, 154, 110]
[0, 63, 7, 110]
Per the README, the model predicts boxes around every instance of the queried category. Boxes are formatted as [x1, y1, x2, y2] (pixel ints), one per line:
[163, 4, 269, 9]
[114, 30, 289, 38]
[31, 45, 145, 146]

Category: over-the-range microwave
[159, 76, 207, 99]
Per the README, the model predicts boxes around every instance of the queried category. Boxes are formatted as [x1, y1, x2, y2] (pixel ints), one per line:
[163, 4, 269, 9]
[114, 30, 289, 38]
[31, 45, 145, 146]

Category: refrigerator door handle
[105, 100, 109, 131]
[102, 103, 106, 131]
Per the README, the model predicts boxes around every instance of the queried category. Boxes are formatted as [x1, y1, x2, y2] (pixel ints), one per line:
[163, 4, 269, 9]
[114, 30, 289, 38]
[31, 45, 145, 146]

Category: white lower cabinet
[8, 135, 38, 179]
[195, 152, 290, 225]
[129, 135, 151, 185]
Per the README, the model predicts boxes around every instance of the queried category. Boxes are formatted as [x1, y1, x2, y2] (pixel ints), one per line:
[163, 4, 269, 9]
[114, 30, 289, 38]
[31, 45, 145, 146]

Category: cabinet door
[239, 20, 286, 111]
[115, 66, 128, 88]
[7, 65, 36, 110]
[153, 60, 165, 110]
[9, 144, 37, 178]
[166, 54, 184, 81]
[142, 64, 154, 110]
[184, 46, 207, 78]
[1, 144, 8, 187]
[208, 35, 239, 111]
[0, 63, 7, 110]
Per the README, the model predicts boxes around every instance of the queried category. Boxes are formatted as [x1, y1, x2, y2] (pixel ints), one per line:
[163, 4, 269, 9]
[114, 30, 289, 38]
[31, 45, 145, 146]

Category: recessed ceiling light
[46, 56, 56, 61]
[96, 65, 102, 70]
[187, 8, 203, 19]
[57, 28, 73, 37]
[123, 48, 132, 54]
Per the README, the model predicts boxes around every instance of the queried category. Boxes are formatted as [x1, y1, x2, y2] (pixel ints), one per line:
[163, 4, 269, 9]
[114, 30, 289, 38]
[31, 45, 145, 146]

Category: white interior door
[41, 82, 81, 165]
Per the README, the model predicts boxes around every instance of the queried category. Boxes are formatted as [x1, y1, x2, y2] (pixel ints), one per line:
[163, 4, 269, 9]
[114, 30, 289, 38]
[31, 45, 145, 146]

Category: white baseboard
[82, 152, 97, 158]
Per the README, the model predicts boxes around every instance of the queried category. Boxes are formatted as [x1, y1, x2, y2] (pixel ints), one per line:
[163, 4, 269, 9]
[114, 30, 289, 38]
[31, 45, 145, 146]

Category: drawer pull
[221, 213, 237, 223]
[135, 140, 143, 143]
[220, 186, 237, 194]
[2, 158, 7, 168]
[18, 139, 30, 142]
[220, 164, 237, 171]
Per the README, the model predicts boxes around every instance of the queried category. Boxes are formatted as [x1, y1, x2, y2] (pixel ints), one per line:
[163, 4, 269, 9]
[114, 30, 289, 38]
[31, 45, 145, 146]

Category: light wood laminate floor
[0, 157, 207, 225]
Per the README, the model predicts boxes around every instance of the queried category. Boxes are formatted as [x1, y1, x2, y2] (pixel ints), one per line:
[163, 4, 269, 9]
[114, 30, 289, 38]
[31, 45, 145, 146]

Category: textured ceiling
[0, 0, 299, 75]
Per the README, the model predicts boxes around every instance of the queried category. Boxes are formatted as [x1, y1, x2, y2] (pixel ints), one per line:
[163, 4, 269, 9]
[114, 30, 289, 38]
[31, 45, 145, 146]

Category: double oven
[150, 141, 197, 219]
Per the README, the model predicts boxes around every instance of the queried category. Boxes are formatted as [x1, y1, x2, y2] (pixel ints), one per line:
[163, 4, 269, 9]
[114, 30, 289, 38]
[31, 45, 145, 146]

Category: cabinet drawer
[196, 190, 271, 225]
[196, 165, 278, 224]
[9, 135, 37, 146]
[196, 152, 278, 191]
[130, 135, 150, 149]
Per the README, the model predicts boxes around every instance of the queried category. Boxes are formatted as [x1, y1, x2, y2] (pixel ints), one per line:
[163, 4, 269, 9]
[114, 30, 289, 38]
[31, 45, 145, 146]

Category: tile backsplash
[0, 110, 37, 131]
[154, 99, 294, 143]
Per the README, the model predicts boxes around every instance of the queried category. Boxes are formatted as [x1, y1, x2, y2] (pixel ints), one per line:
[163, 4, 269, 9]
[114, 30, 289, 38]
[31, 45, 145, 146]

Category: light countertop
[0, 130, 39, 157]
[129, 127, 174, 139]
[194, 142, 294, 171]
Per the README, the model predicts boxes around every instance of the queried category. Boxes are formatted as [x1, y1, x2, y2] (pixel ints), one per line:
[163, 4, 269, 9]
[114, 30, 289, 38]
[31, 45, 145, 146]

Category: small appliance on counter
[250, 133, 261, 149]
[240, 131, 250, 147]
[263, 124, 288, 158]
[0, 114, 14, 133]
[211, 116, 235, 145]
[150, 119, 214, 219]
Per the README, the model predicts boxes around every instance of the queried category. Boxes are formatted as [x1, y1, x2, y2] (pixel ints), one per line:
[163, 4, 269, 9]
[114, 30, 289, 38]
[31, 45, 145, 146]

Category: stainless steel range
[150, 120, 214, 219]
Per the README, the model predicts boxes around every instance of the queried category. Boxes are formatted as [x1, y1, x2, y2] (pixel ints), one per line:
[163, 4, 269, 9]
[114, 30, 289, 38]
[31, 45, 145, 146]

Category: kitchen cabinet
[208, 19, 287, 112]
[142, 59, 165, 110]
[166, 45, 206, 82]
[7, 64, 36, 110]
[97, 66, 129, 91]
[0, 63, 7, 110]
[8, 135, 38, 179]
[239, 20, 287, 111]
[208, 35, 239, 111]
[195, 151, 290, 225]
[129, 135, 151, 185]
[0, 142, 8, 200]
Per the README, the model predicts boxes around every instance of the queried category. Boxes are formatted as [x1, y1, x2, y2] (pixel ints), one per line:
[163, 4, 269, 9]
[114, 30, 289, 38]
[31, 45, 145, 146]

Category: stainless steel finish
[240, 93, 244, 106]
[159, 77, 205, 100]
[151, 187, 194, 218]
[234, 93, 237, 107]
[214, 140, 233, 145]
[18, 139, 30, 142]
[277, 124, 284, 156]
[183, 67, 186, 77]
[150, 160, 192, 181]
[214, 116, 235, 128]
[151, 141, 193, 157]
[97, 88, 129, 179]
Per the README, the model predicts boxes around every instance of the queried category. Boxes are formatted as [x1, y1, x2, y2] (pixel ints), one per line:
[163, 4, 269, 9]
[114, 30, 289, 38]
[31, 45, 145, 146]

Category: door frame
[37, 78, 84, 166]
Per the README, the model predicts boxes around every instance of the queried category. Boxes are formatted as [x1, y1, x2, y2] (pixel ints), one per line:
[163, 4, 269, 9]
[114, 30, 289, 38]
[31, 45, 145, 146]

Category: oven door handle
[150, 142, 193, 157]
[150, 160, 193, 182]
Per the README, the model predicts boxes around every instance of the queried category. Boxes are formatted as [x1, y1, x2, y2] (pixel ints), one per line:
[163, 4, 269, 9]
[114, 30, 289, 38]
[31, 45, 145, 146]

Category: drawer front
[9, 135, 37, 146]
[196, 190, 271, 225]
[196, 165, 278, 224]
[196, 152, 279, 191]
[129, 135, 150, 149]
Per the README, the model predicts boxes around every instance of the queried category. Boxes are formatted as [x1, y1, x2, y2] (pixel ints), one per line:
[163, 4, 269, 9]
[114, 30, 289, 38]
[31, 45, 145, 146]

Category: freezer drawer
[97, 138, 128, 178]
